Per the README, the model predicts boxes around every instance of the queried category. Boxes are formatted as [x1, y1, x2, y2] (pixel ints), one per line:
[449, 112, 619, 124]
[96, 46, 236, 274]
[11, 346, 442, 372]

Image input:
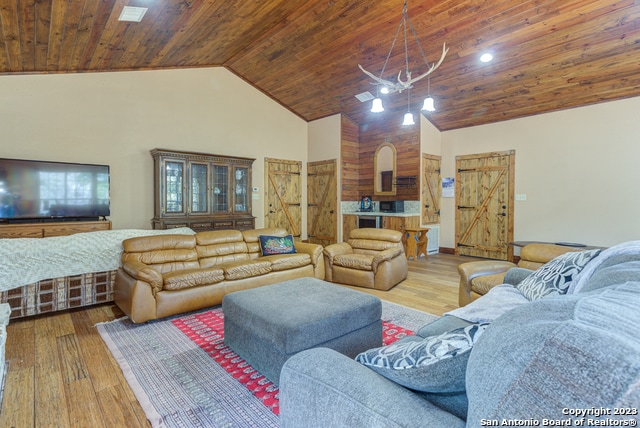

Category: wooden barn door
[422, 154, 441, 225]
[455, 150, 515, 260]
[265, 158, 302, 238]
[307, 159, 337, 246]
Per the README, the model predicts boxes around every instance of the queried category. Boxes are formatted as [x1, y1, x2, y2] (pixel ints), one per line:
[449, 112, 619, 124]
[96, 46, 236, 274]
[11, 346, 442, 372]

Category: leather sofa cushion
[242, 228, 289, 257]
[263, 253, 311, 271]
[471, 272, 507, 296]
[122, 234, 200, 274]
[349, 239, 400, 254]
[223, 259, 272, 280]
[196, 230, 244, 246]
[349, 228, 402, 242]
[197, 240, 248, 258]
[517, 260, 545, 270]
[199, 252, 250, 268]
[334, 254, 374, 271]
[518, 244, 578, 267]
[163, 267, 225, 291]
[196, 230, 250, 267]
[123, 234, 196, 252]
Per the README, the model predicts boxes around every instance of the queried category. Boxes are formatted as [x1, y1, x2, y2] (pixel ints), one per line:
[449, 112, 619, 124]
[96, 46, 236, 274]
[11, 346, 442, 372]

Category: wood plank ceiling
[0, 0, 639, 131]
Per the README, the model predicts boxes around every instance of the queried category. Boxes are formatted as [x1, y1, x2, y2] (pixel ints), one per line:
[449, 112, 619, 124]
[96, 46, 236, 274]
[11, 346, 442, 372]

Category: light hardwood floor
[0, 253, 478, 428]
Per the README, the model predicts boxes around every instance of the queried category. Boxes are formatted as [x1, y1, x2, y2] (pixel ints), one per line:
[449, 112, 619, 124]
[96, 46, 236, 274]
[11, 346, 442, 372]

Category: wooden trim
[0, 220, 112, 239]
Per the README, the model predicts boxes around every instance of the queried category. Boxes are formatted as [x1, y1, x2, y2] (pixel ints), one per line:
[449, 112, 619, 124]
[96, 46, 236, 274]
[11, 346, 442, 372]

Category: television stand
[0, 220, 112, 239]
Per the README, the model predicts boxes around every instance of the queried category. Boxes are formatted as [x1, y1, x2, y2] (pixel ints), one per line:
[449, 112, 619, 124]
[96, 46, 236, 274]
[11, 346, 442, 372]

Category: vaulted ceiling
[1, 0, 639, 131]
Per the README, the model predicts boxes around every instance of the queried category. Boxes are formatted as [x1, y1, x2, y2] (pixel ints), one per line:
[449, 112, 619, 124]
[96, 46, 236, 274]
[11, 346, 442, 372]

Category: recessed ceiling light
[480, 53, 494, 63]
[118, 6, 148, 22]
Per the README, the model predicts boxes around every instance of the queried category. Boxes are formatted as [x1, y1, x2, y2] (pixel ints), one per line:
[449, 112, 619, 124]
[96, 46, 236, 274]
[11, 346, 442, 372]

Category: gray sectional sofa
[280, 241, 640, 427]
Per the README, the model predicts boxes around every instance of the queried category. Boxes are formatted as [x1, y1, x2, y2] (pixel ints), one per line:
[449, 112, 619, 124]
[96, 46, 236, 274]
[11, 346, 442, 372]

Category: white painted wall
[2, 66, 639, 248]
[420, 114, 442, 156]
[0, 68, 308, 232]
[438, 96, 640, 248]
[308, 114, 342, 239]
[308, 114, 341, 163]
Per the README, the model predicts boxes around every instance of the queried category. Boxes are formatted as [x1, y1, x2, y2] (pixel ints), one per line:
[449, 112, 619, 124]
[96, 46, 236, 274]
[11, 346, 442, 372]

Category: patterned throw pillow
[355, 323, 489, 393]
[516, 249, 601, 301]
[258, 234, 296, 256]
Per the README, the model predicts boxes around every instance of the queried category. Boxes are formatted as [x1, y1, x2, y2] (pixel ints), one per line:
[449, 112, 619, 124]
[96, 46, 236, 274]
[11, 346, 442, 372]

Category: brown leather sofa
[322, 228, 408, 291]
[457, 243, 578, 306]
[114, 228, 324, 323]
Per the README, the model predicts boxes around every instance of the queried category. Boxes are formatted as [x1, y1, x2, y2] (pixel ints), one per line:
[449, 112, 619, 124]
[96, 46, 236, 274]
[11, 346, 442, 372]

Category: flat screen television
[0, 158, 110, 222]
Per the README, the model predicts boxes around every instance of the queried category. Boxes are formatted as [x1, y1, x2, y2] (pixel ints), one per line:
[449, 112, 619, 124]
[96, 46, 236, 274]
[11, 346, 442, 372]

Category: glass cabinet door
[212, 165, 228, 213]
[190, 163, 209, 214]
[164, 160, 185, 214]
[234, 167, 249, 212]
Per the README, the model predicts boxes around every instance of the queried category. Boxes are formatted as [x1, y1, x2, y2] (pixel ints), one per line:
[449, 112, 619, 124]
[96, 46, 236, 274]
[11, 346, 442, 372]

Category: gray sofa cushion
[467, 281, 640, 423]
[356, 323, 488, 393]
[415, 315, 473, 338]
[516, 249, 600, 300]
[579, 259, 640, 293]
[280, 347, 466, 428]
[503, 267, 534, 285]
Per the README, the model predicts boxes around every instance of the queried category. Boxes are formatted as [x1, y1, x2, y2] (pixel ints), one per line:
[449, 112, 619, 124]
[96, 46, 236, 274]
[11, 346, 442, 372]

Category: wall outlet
[515, 194, 527, 201]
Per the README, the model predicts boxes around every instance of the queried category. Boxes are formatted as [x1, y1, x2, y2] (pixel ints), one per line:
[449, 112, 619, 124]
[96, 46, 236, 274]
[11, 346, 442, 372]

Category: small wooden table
[405, 227, 430, 260]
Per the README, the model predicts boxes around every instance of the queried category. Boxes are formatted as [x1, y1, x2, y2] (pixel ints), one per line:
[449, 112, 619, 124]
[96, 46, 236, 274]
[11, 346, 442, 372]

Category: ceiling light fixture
[371, 97, 385, 113]
[402, 85, 414, 125]
[421, 77, 436, 112]
[358, 0, 448, 124]
[480, 52, 494, 63]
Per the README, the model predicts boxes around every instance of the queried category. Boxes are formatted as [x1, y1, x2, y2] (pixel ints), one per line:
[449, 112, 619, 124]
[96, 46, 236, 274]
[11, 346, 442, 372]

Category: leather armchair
[323, 228, 408, 291]
[457, 243, 578, 306]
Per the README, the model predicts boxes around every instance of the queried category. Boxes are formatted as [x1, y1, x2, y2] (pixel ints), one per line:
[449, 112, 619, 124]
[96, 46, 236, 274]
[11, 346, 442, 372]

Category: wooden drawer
[164, 223, 189, 229]
[235, 219, 255, 229]
[190, 222, 213, 229]
[0, 228, 43, 238]
[213, 221, 234, 229]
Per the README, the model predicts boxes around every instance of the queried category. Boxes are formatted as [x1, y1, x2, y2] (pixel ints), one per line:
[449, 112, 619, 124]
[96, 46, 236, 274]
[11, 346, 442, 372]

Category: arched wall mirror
[374, 143, 396, 196]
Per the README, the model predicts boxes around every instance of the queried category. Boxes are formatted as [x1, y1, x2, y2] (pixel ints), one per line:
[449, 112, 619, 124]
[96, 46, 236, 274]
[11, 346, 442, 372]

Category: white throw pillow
[516, 249, 601, 300]
[355, 323, 488, 393]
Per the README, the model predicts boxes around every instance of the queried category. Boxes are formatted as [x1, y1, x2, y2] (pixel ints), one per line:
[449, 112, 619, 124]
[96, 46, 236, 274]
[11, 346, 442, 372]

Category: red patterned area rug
[97, 301, 437, 428]
[172, 308, 417, 416]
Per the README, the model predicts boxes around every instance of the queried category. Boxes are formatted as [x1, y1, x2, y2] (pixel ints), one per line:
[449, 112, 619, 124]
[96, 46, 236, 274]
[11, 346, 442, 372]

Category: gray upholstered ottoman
[222, 277, 382, 385]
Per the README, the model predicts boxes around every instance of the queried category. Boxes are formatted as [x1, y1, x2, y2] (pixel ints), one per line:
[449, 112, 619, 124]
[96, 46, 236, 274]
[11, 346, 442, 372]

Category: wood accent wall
[340, 115, 360, 201]
[358, 118, 420, 201]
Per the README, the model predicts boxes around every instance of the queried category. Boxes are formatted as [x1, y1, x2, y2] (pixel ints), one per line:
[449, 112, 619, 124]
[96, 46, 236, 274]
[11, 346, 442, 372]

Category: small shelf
[394, 176, 417, 188]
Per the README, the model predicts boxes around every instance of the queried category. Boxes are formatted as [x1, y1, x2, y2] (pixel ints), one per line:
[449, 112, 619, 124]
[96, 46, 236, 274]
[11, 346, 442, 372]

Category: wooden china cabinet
[151, 149, 255, 231]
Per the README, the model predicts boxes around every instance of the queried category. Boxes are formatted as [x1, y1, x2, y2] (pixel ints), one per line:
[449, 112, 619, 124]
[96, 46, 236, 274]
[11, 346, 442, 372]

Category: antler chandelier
[358, 0, 448, 125]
